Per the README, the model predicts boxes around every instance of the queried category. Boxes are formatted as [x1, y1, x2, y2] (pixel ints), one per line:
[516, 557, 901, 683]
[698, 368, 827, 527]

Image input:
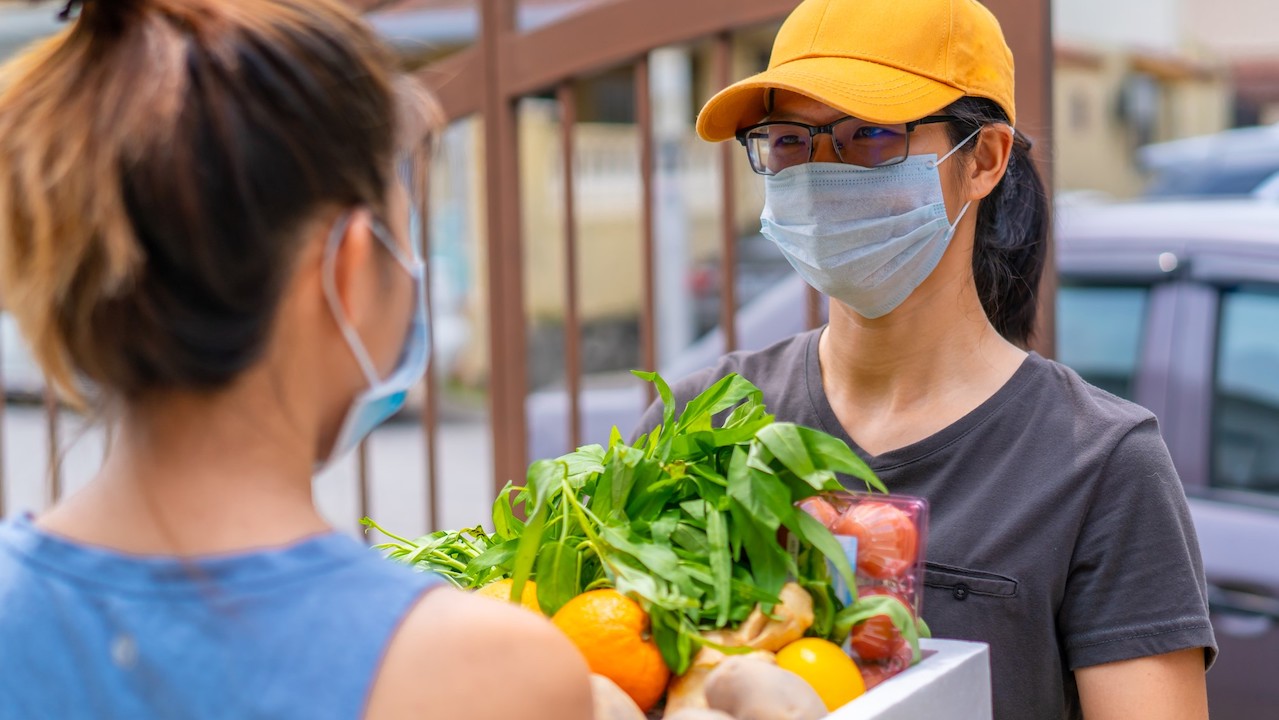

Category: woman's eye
[856, 126, 899, 140]
[773, 134, 805, 148]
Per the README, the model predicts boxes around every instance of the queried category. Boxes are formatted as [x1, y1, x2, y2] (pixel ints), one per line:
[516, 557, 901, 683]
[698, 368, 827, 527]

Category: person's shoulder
[366, 588, 592, 720]
[1028, 353, 1156, 431]
[668, 329, 818, 400]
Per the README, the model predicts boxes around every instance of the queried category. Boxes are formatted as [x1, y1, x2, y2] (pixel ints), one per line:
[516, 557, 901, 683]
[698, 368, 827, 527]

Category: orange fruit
[551, 589, 670, 712]
[474, 578, 541, 612]
[776, 638, 866, 711]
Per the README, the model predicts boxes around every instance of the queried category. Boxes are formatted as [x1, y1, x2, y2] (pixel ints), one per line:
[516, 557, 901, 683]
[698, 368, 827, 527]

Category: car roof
[1139, 123, 1279, 170]
[1057, 199, 1279, 249]
[1056, 199, 1279, 282]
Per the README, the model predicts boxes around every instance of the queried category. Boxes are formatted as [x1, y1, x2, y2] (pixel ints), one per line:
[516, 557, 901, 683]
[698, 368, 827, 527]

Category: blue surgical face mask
[319, 212, 428, 468]
[760, 127, 981, 319]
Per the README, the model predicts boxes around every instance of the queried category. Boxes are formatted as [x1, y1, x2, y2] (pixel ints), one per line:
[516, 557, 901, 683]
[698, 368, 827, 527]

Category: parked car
[530, 196, 1279, 718]
[1055, 197, 1279, 719]
[1139, 123, 1279, 199]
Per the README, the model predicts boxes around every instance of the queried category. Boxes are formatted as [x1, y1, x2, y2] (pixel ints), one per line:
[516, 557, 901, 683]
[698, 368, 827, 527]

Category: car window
[1145, 164, 1279, 197]
[1056, 286, 1148, 400]
[1213, 286, 1279, 496]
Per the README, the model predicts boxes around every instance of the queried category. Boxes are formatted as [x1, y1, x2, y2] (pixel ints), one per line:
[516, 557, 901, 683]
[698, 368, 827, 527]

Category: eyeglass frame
[735, 114, 962, 175]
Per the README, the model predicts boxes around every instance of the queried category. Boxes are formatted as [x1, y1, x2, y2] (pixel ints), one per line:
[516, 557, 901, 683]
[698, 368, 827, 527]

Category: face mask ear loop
[949, 200, 974, 231]
[322, 213, 383, 386]
[928, 126, 985, 169]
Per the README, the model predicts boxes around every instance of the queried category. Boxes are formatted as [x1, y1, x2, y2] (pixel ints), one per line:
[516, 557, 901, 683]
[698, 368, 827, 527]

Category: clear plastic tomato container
[797, 491, 929, 685]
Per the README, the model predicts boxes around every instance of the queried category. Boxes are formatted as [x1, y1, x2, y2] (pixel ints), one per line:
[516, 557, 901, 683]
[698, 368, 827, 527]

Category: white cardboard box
[829, 639, 992, 719]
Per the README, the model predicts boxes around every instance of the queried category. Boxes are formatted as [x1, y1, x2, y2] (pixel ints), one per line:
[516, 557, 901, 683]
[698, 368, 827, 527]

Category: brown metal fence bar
[806, 286, 822, 331]
[635, 56, 658, 403]
[558, 82, 584, 451]
[715, 33, 739, 352]
[420, 0, 800, 123]
[980, 0, 1054, 356]
[480, 0, 531, 495]
[43, 386, 60, 506]
[420, 151, 439, 532]
[357, 440, 370, 537]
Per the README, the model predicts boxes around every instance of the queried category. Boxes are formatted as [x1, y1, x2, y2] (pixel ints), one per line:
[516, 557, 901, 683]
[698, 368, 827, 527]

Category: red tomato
[830, 502, 918, 579]
[850, 613, 898, 662]
[849, 586, 911, 662]
[797, 496, 840, 528]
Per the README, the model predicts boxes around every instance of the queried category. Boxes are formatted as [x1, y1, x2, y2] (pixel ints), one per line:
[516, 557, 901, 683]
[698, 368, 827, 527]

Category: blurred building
[1183, 0, 1279, 125]
[1052, 0, 1233, 197]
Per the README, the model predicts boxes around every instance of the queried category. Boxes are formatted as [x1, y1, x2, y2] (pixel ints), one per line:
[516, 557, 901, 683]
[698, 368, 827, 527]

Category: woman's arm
[1076, 648, 1208, 720]
[365, 587, 594, 720]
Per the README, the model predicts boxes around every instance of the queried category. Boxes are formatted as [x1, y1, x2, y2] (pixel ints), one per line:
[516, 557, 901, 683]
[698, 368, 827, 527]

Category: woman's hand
[1076, 648, 1209, 720]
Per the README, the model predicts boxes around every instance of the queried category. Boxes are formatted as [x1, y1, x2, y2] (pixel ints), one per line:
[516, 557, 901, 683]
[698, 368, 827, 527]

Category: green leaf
[491, 483, 524, 540]
[632, 370, 676, 458]
[508, 503, 548, 604]
[676, 373, 761, 432]
[726, 446, 793, 531]
[783, 508, 857, 594]
[796, 426, 886, 493]
[464, 538, 519, 579]
[833, 595, 925, 663]
[706, 504, 733, 627]
[535, 540, 579, 616]
[730, 499, 790, 605]
[754, 423, 818, 478]
[651, 607, 695, 675]
[563, 445, 607, 490]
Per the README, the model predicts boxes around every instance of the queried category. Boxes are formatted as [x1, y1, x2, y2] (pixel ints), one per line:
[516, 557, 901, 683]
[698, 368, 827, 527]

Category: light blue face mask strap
[948, 200, 974, 231]
[322, 212, 384, 386]
[370, 218, 420, 272]
[927, 126, 985, 169]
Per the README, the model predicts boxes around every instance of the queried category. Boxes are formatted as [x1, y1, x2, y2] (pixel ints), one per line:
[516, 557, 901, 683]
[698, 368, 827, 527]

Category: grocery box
[829, 639, 992, 720]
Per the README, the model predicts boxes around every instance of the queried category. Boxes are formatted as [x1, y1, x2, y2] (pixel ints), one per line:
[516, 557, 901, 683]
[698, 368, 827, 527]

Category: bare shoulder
[364, 586, 594, 720]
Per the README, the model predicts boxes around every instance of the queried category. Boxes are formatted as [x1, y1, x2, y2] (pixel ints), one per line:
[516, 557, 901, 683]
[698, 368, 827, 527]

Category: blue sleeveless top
[0, 514, 443, 719]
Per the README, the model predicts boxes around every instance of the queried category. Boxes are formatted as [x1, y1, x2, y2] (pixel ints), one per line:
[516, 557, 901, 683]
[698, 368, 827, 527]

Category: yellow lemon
[474, 578, 541, 612]
[776, 637, 867, 711]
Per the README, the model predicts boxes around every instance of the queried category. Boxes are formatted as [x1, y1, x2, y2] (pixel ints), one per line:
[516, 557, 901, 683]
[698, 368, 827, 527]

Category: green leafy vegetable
[367, 372, 898, 675]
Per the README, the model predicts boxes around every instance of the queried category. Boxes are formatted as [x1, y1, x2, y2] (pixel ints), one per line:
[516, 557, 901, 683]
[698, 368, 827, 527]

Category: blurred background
[2, 1, 1278, 715]
[2, 0, 1277, 537]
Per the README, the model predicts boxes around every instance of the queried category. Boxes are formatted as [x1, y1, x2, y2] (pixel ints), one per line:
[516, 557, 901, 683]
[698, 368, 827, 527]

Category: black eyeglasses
[736, 115, 958, 176]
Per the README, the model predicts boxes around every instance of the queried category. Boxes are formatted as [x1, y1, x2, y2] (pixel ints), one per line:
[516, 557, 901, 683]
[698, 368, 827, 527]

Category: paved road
[0, 405, 495, 543]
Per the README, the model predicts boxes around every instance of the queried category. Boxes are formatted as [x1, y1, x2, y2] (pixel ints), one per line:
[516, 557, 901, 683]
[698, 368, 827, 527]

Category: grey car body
[1056, 198, 1279, 719]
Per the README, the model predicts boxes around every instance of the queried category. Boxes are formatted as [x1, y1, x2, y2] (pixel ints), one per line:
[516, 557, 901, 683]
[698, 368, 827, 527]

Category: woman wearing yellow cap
[640, 1, 1216, 718]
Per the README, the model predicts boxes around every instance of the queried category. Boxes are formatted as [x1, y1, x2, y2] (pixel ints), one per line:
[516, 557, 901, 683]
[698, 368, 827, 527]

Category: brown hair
[0, 0, 435, 407]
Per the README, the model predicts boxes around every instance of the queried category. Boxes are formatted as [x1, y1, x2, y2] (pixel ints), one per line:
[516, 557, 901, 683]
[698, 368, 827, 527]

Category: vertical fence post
[420, 149, 440, 533]
[714, 33, 739, 353]
[43, 386, 60, 508]
[480, 0, 530, 496]
[635, 56, 658, 404]
[984, 0, 1055, 357]
[557, 82, 584, 452]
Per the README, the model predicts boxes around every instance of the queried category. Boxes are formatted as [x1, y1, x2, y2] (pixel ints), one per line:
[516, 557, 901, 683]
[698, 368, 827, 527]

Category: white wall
[1054, 0, 1184, 51]
[1183, 0, 1279, 58]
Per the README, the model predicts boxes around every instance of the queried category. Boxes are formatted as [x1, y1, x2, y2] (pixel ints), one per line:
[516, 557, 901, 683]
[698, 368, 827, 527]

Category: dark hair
[0, 0, 436, 406]
[943, 97, 1049, 348]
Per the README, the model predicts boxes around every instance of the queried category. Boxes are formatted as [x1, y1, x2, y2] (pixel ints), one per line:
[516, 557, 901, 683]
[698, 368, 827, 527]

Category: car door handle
[1207, 584, 1279, 621]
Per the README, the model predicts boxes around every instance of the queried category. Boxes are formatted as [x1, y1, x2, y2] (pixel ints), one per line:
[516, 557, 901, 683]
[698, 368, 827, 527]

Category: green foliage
[366, 372, 923, 675]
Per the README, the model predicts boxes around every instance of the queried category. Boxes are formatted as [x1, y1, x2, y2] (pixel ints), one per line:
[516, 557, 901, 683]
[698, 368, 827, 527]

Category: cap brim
[696, 56, 965, 142]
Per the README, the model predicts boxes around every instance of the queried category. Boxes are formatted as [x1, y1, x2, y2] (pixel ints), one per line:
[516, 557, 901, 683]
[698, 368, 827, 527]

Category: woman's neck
[37, 378, 331, 556]
[818, 255, 1027, 454]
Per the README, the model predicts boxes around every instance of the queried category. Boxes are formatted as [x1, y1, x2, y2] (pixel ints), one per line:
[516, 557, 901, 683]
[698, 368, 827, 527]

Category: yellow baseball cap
[696, 0, 1016, 142]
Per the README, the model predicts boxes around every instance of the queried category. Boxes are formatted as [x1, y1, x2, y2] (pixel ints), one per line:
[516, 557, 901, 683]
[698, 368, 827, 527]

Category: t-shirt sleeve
[1059, 416, 1218, 670]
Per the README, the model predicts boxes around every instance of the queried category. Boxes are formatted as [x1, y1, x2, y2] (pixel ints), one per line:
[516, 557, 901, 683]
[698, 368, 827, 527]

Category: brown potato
[665, 647, 775, 714]
[704, 656, 827, 720]
[590, 674, 647, 720]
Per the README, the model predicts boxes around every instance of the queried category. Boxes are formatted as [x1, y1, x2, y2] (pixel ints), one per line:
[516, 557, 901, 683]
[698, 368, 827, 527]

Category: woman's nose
[811, 133, 841, 164]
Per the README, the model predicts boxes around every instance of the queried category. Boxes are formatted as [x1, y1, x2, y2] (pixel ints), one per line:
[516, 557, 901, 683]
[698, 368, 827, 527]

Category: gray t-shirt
[636, 329, 1217, 720]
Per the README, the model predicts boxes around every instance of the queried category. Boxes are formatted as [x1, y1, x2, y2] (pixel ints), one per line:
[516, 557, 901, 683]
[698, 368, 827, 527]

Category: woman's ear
[329, 209, 378, 328]
[966, 125, 1015, 203]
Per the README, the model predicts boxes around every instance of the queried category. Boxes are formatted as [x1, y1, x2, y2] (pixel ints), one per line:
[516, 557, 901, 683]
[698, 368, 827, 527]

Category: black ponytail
[943, 98, 1049, 348]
